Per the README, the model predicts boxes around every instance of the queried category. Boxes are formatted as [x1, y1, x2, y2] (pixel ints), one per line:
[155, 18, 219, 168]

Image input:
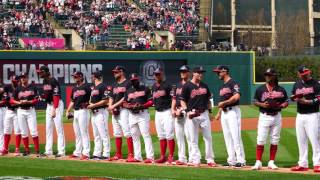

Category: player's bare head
[213, 65, 229, 80]
[264, 68, 277, 83]
[37, 65, 50, 79]
[91, 70, 103, 83]
[130, 73, 140, 88]
[179, 65, 190, 80]
[72, 71, 84, 84]
[112, 66, 126, 80]
[154, 67, 164, 82]
[19, 72, 28, 85]
[297, 65, 311, 81]
[192, 66, 206, 81]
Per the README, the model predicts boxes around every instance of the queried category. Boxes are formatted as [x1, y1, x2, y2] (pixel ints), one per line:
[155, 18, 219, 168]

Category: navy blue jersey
[152, 81, 172, 111]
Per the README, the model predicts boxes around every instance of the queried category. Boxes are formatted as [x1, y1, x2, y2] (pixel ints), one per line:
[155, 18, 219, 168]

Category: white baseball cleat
[251, 160, 262, 170]
[268, 160, 278, 170]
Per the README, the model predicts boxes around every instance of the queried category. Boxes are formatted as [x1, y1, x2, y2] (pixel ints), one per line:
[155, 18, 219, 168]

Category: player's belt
[92, 107, 104, 113]
[19, 106, 34, 110]
[262, 111, 278, 116]
[130, 109, 146, 114]
[156, 108, 170, 112]
[222, 106, 234, 112]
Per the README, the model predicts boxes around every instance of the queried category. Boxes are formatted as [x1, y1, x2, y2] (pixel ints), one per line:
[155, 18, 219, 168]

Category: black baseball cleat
[234, 163, 246, 168]
[100, 156, 110, 161]
[55, 154, 65, 158]
[22, 151, 30, 156]
[223, 162, 234, 167]
[91, 156, 101, 160]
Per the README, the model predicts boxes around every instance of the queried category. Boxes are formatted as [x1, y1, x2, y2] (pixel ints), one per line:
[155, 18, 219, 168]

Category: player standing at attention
[213, 65, 246, 168]
[37, 65, 65, 158]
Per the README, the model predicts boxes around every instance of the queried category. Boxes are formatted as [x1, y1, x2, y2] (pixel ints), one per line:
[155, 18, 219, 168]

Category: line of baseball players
[0, 64, 319, 172]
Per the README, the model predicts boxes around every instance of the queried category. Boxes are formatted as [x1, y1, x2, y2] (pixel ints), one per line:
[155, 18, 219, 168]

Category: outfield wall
[0, 51, 254, 105]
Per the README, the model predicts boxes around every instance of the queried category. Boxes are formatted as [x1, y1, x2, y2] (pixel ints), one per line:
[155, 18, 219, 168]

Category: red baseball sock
[270, 144, 278, 160]
[3, 134, 11, 152]
[168, 139, 175, 157]
[22, 137, 30, 152]
[256, 145, 264, 161]
[159, 139, 167, 158]
[32, 136, 39, 153]
[115, 137, 122, 156]
[127, 137, 134, 155]
[15, 134, 21, 149]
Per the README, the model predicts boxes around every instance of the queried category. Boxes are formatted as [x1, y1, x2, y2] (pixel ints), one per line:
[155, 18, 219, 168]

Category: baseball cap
[264, 68, 277, 76]
[212, 65, 229, 73]
[192, 66, 206, 73]
[36, 65, 49, 74]
[154, 67, 163, 74]
[112, 66, 126, 73]
[19, 72, 28, 78]
[130, 73, 139, 81]
[92, 70, 103, 79]
[179, 65, 190, 72]
[298, 65, 311, 76]
[71, 71, 83, 78]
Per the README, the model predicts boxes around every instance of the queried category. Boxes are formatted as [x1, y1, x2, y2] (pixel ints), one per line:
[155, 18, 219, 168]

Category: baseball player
[180, 66, 216, 167]
[152, 68, 175, 164]
[88, 71, 110, 160]
[252, 68, 288, 170]
[123, 73, 154, 163]
[0, 75, 21, 156]
[37, 65, 65, 157]
[290, 66, 320, 172]
[108, 66, 135, 162]
[171, 65, 192, 165]
[12, 72, 40, 156]
[66, 71, 91, 160]
[213, 65, 246, 168]
[0, 82, 5, 152]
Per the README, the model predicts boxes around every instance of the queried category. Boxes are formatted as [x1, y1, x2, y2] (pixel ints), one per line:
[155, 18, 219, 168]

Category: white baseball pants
[175, 116, 192, 163]
[187, 110, 214, 164]
[221, 106, 245, 164]
[4, 109, 20, 135]
[91, 108, 110, 158]
[0, 107, 6, 149]
[17, 108, 38, 138]
[112, 108, 131, 138]
[129, 110, 154, 161]
[155, 109, 174, 140]
[257, 112, 282, 145]
[73, 109, 90, 157]
[296, 112, 320, 167]
[45, 100, 65, 155]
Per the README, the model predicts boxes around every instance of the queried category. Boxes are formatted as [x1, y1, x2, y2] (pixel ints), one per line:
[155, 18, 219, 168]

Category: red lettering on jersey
[295, 87, 314, 95]
[43, 84, 52, 91]
[190, 88, 207, 98]
[220, 88, 232, 96]
[18, 90, 34, 99]
[153, 90, 166, 98]
[91, 90, 100, 96]
[261, 91, 284, 101]
[73, 90, 86, 98]
[113, 87, 126, 94]
[128, 91, 145, 100]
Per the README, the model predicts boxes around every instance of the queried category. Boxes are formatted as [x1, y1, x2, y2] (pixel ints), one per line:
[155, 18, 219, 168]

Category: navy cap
[192, 66, 206, 73]
[92, 70, 103, 79]
[130, 73, 139, 81]
[71, 71, 83, 78]
[298, 65, 311, 75]
[12, 75, 20, 82]
[19, 72, 28, 78]
[112, 66, 126, 73]
[179, 65, 190, 72]
[264, 68, 277, 76]
[154, 67, 163, 74]
[36, 65, 49, 74]
[212, 65, 229, 73]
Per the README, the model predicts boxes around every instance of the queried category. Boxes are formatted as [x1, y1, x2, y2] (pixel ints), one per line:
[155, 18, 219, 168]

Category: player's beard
[132, 80, 140, 89]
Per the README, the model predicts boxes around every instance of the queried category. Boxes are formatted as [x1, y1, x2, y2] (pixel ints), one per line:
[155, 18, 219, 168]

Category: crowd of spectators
[0, 0, 55, 49]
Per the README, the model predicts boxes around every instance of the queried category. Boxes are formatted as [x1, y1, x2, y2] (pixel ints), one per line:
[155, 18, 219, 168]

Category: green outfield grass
[35, 105, 298, 124]
[0, 128, 317, 179]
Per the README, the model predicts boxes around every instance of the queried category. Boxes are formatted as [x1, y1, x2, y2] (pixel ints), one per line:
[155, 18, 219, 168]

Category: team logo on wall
[140, 60, 164, 86]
